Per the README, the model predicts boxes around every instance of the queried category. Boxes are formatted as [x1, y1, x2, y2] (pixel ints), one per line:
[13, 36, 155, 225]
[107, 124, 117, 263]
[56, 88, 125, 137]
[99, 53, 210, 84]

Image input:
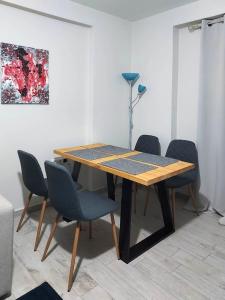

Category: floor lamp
[122, 73, 147, 149]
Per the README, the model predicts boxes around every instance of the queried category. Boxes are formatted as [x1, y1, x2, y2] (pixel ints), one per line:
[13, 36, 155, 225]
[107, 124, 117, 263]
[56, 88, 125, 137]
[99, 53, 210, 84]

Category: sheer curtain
[198, 17, 225, 215]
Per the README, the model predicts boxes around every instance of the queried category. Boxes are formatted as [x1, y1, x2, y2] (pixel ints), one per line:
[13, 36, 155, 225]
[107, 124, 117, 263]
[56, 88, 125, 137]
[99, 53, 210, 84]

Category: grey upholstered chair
[165, 139, 199, 223]
[42, 161, 119, 292]
[133, 135, 161, 215]
[17, 150, 48, 251]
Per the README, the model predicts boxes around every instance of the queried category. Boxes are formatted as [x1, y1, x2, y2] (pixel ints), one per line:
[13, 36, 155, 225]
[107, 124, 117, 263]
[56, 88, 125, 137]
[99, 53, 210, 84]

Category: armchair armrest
[0, 195, 14, 298]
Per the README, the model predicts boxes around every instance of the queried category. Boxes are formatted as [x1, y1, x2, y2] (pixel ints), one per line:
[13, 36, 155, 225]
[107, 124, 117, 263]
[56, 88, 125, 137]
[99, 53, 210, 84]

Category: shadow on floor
[22, 184, 197, 267]
[113, 185, 197, 246]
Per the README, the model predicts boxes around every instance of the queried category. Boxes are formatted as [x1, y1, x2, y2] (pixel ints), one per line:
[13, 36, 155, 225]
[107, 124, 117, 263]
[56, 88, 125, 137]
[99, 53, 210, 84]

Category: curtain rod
[188, 16, 224, 32]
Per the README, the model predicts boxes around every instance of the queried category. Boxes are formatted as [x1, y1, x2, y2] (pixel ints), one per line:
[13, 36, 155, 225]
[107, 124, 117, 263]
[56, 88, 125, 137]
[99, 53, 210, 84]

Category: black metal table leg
[71, 162, 81, 182]
[156, 181, 174, 230]
[107, 173, 115, 200]
[119, 179, 133, 262]
[63, 162, 82, 223]
[119, 179, 174, 264]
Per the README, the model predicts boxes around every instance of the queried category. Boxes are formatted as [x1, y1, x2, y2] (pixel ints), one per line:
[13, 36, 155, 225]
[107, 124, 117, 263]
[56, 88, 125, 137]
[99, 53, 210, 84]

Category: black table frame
[73, 162, 174, 264]
[107, 173, 175, 263]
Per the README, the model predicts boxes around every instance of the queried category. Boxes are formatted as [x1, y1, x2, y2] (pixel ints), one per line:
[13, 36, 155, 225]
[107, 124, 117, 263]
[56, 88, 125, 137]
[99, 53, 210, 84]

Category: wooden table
[54, 143, 194, 263]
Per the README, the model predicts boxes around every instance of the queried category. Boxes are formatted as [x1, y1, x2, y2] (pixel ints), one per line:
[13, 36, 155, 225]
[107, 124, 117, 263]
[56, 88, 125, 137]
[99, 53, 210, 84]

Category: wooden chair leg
[143, 188, 150, 216]
[188, 184, 199, 216]
[16, 192, 32, 232]
[34, 198, 47, 251]
[68, 222, 81, 292]
[41, 213, 61, 261]
[133, 183, 138, 214]
[110, 213, 120, 259]
[89, 221, 92, 239]
[171, 188, 176, 224]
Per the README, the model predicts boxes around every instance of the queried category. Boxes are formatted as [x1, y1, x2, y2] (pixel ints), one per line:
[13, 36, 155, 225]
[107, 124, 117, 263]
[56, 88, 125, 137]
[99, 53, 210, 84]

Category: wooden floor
[7, 186, 225, 300]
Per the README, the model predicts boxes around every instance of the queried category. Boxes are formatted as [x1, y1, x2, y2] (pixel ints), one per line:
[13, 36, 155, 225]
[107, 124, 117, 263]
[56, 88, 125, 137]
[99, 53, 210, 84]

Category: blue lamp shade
[138, 84, 147, 95]
[122, 73, 139, 83]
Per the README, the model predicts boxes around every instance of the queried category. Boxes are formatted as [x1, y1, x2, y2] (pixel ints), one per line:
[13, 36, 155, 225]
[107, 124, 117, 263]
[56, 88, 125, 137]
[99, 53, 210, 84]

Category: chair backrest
[135, 135, 161, 155]
[166, 139, 198, 165]
[18, 150, 48, 197]
[45, 161, 83, 220]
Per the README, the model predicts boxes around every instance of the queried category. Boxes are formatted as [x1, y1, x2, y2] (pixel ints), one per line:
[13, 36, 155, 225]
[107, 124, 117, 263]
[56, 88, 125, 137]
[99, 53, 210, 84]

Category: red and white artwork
[1, 42, 49, 104]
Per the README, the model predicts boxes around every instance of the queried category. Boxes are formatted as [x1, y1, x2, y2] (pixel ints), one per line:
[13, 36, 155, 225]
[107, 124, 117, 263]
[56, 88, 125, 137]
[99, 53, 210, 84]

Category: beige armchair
[0, 194, 14, 298]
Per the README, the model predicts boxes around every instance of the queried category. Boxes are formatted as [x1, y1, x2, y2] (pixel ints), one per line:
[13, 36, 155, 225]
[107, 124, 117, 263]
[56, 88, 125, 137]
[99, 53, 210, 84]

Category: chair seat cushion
[79, 191, 119, 221]
[165, 170, 196, 188]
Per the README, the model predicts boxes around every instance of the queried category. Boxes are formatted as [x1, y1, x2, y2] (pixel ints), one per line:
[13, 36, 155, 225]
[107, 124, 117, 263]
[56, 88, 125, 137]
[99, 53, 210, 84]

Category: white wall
[1, 0, 131, 147]
[176, 26, 201, 142]
[0, 3, 90, 209]
[5, 0, 225, 210]
[131, 0, 225, 153]
[0, 0, 131, 209]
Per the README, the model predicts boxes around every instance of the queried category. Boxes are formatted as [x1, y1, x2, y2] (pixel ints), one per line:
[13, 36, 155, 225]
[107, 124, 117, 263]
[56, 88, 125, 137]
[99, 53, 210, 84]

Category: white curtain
[198, 17, 225, 215]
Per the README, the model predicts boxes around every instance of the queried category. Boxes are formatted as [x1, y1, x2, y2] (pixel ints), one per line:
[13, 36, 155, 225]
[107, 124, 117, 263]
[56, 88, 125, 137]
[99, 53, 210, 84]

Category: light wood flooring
[6, 186, 225, 300]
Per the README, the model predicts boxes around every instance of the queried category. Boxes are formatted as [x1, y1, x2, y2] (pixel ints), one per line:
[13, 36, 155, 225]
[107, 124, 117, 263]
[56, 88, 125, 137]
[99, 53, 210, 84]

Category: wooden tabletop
[54, 143, 194, 186]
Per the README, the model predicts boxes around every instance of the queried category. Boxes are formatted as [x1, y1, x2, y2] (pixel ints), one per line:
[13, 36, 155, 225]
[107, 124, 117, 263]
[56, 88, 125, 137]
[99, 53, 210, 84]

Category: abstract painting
[1, 42, 49, 104]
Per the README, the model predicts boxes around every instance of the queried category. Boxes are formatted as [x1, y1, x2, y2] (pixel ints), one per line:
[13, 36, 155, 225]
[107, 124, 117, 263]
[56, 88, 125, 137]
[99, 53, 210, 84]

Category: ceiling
[70, 0, 198, 21]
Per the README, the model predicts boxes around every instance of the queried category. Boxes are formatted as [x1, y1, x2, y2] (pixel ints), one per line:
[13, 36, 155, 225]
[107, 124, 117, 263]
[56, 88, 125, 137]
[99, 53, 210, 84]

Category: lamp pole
[122, 73, 146, 150]
[129, 82, 133, 150]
